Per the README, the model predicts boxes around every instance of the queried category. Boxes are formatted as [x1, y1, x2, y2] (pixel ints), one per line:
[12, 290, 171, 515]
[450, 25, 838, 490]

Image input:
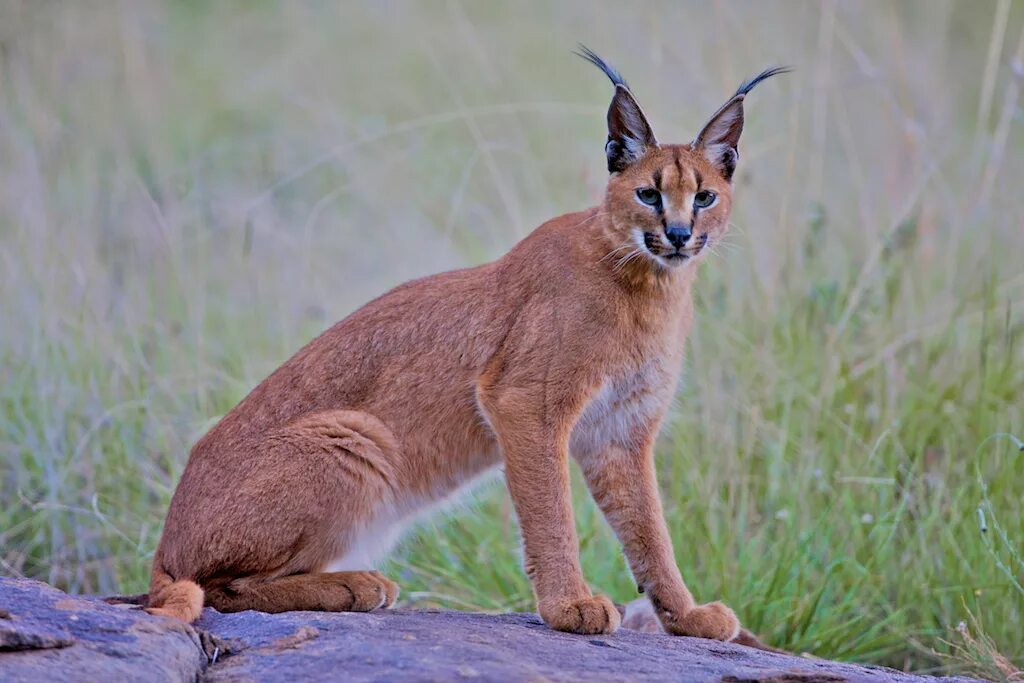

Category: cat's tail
[145, 566, 204, 623]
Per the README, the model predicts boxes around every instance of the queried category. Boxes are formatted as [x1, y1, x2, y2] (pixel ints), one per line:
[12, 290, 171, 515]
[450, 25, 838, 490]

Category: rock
[0, 577, 980, 682]
[195, 609, 976, 683]
[0, 578, 204, 682]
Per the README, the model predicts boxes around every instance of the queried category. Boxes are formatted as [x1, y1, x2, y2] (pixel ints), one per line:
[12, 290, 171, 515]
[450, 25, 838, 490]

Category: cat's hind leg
[205, 570, 399, 614]
[155, 409, 407, 617]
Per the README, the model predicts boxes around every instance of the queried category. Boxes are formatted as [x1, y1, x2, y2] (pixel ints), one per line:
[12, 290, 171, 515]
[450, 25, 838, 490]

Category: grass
[1, 0, 1022, 675]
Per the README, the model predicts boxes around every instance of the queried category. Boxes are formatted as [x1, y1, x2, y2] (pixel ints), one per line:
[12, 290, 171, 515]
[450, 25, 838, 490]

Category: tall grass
[1, 1, 1021, 674]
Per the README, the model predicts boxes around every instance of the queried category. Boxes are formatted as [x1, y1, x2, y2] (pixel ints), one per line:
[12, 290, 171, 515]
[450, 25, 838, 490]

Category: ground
[0, 578, 981, 683]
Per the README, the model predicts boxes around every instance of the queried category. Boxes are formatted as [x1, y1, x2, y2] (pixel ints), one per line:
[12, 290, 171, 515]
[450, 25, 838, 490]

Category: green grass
[1, 1, 1022, 676]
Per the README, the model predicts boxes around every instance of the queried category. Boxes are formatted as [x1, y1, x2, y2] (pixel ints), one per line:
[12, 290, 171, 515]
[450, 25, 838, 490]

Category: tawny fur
[146, 568, 203, 622]
[147, 51, 785, 642]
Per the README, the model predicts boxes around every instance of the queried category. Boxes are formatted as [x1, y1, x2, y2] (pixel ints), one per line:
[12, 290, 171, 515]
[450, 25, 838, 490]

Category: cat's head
[578, 46, 787, 272]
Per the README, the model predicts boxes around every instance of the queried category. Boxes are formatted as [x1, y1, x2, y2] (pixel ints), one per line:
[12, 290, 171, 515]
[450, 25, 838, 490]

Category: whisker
[613, 247, 647, 273]
[612, 250, 634, 272]
[573, 210, 607, 230]
[612, 249, 636, 272]
[600, 242, 636, 263]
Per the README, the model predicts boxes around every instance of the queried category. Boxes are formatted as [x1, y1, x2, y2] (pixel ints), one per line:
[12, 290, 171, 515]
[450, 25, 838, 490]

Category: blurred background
[1, 1, 1022, 676]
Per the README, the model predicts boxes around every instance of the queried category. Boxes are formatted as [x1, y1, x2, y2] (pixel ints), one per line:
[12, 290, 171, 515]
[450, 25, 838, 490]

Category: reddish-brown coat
[147, 56, 785, 644]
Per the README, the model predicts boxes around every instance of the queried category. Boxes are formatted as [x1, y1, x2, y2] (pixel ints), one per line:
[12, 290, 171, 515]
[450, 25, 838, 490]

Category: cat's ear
[694, 66, 790, 181]
[577, 45, 657, 173]
[605, 86, 657, 173]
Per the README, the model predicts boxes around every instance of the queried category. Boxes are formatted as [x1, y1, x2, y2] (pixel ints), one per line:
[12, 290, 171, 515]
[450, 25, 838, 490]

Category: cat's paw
[540, 594, 622, 635]
[325, 570, 399, 611]
[662, 601, 740, 641]
[367, 570, 399, 608]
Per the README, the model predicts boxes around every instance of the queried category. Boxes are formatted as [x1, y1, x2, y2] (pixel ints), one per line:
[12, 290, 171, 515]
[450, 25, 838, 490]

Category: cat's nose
[665, 223, 692, 248]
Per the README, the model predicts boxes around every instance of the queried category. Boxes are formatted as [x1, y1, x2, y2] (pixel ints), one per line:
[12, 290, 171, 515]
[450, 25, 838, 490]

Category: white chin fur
[652, 250, 694, 269]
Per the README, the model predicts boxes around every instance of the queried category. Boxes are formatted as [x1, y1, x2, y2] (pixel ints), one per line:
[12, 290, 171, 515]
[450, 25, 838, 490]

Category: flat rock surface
[0, 577, 979, 682]
[0, 578, 204, 683]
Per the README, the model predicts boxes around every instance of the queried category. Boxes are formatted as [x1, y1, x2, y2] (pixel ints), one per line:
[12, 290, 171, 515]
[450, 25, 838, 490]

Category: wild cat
[146, 47, 787, 643]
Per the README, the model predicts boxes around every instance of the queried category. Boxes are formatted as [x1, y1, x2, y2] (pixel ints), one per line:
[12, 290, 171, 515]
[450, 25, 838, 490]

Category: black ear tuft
[694, 66, 790, 181]
[577, 45, 658, 173]
[734, 66, 792, 98]
[575, 44, 629, 89]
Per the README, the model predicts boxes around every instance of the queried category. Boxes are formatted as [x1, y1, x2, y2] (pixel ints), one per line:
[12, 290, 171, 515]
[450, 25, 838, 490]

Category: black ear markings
[693, 66, 790, 181]
[576, 44, 658, 173]
[718, 147, 739, 182]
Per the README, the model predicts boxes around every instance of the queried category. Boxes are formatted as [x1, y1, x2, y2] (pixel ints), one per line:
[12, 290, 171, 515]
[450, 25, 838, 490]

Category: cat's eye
[636, 188, 661, 206]
[693, 190, 717, 208]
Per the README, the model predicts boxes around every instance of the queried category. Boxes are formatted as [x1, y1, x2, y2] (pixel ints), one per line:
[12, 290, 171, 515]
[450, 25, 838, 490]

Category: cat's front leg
[477, 374, 620, 636]
[578, 439, 740, 641]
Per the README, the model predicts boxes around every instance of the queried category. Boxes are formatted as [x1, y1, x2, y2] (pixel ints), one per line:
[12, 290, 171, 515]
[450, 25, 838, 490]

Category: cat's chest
[570, 359, 675, 459]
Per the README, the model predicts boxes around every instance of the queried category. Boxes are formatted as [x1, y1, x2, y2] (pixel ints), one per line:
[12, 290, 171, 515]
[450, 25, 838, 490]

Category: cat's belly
[324, 461, 502, 571]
